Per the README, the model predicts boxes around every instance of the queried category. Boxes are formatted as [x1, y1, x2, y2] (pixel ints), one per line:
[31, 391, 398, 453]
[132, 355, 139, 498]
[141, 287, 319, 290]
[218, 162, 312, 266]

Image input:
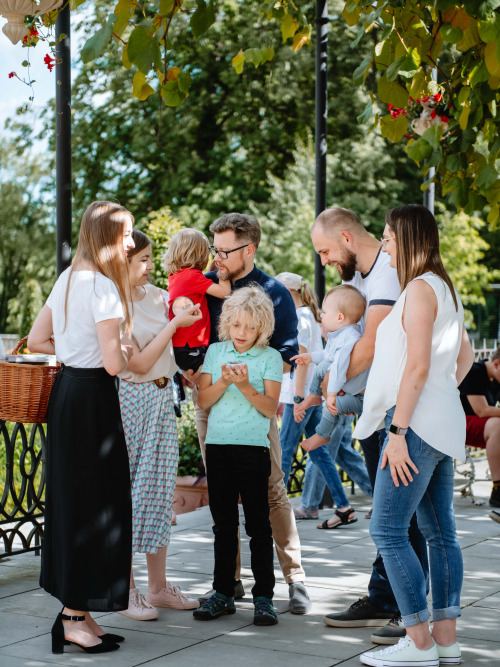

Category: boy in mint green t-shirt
[193, 286, 282, 626]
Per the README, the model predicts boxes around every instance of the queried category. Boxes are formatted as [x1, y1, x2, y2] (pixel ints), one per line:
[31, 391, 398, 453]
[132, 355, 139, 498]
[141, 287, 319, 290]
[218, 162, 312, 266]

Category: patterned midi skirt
[119, 380, 179, 554]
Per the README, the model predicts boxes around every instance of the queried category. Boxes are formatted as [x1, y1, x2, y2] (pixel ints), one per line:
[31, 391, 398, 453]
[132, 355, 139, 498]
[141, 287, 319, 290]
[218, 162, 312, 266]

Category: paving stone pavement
[1, 459, 499, 666]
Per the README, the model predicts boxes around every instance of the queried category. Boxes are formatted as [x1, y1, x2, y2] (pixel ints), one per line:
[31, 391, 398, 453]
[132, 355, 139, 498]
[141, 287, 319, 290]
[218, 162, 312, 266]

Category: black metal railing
[0, 420, 46, 559]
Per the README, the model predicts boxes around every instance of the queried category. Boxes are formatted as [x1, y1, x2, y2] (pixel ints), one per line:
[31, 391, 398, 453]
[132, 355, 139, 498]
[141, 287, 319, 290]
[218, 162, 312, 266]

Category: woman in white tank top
[355, 205, 474, 667]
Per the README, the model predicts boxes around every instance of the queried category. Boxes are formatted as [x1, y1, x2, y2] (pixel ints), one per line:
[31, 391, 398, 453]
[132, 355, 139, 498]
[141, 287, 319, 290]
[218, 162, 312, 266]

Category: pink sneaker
[118, 587, 159, 621]
[146, 582, 200, 610]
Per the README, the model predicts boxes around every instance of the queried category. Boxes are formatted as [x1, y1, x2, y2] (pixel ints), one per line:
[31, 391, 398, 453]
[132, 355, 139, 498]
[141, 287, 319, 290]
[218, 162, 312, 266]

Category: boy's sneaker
[489, 485, 500, 507]
[371, 615, 406, 645]
[253, 597, 278, 626]
[435, 640, 461, 664]
[360, 636, 439, 666]
[193, 592, 235, 621]
[146, 582, 199, 610]
[324, 596, 393, 628]
[198, 580, 245, 603]
[118, 587, 159, 621]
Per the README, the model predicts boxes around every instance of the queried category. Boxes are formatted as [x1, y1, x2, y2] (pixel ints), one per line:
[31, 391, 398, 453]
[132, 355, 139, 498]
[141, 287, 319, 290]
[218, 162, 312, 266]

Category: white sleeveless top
[353, 273, 466, 461]
[119, 284, 178, 383]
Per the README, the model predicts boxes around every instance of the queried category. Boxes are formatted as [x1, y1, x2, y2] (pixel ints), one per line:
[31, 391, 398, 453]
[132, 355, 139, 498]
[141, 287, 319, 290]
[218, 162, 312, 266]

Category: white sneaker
[146, 582, 200, 610]
[360, 636, 439, 666]
[118, 587, 159, 621]
[435, 641, 461, 664]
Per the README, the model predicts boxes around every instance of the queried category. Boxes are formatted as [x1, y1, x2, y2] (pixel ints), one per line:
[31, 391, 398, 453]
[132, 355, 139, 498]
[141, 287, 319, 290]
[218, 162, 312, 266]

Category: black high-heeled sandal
[51, 612, 120, 654]
[64, 632, 125, 645]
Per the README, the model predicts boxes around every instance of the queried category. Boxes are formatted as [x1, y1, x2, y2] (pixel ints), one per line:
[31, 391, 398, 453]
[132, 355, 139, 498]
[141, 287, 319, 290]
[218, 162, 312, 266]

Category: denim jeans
[309, 360, 331, 396]
[280, 403, 323, 486]
[316, 392, 364, 440]
[301, 415, 372, 509]
[369, 409, 462, 627]
[279, 402, 350, 508]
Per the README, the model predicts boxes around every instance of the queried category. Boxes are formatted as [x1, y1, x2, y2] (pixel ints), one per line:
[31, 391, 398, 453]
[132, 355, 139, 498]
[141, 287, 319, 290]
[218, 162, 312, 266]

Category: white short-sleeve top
[46, 268, 124, 368]
[119, 284, 178, 383]
[353, 273, 466, 461]
[279, 306, 323, 404]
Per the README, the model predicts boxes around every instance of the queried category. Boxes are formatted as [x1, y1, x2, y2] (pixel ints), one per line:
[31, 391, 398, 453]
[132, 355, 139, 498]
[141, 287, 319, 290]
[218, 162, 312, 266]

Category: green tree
[343, 0, 500, 225]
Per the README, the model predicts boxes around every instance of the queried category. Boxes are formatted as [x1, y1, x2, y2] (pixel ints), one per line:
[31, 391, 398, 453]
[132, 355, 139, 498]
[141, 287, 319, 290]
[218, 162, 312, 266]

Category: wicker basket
[0, 337, 60, 424]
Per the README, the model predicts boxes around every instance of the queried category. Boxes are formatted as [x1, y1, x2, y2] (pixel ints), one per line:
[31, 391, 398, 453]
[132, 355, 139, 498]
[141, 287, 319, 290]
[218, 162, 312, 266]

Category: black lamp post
[55, 3, 72, 276]
[315, 0, 328, 303]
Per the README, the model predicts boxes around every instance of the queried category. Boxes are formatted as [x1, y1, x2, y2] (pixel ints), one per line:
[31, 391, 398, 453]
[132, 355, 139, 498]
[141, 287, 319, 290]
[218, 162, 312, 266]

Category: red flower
[44, 53, 56, 72]
[405, 134, 412, 139]
[387, 103, 394, 110]
[422, 95, 430, 103]
[433, 93, 442, 102]
[409, 96, 414, 102]
[430, 110, 437, 119]
[8, 72, 15, 79]
[441, 116, 449, 123]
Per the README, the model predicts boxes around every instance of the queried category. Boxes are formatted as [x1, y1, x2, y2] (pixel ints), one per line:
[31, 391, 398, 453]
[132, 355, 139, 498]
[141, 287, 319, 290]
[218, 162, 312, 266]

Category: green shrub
[176, 399, 203, 477]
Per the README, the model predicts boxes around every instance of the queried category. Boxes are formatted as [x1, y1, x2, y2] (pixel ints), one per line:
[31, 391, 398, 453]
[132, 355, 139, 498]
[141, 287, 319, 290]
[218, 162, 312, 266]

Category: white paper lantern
[0, 0, 62, 45]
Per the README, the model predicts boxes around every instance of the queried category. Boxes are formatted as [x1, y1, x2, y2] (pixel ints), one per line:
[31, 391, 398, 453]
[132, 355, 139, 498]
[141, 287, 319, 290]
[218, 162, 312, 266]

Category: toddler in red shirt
[165, 229, 231, 372]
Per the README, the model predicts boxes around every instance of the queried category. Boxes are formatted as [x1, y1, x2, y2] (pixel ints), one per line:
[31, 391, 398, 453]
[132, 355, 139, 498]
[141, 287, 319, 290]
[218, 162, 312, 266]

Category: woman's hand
[380, 433, 419, 487]
[172, 303, 203, 329]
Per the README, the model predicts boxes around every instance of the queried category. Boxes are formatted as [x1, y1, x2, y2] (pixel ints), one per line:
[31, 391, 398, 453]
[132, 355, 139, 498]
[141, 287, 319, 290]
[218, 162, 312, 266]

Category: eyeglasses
[380, 236, 396, 248]
[209, 244, 249, 260]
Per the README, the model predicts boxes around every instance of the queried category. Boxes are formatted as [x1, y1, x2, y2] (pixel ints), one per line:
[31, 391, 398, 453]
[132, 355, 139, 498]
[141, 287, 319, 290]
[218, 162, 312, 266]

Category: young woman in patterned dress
[118, 229, 202, 620]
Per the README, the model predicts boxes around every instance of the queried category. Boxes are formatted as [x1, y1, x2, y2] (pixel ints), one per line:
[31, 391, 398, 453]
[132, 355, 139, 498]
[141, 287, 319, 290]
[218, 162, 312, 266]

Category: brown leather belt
[153, 376, 170, 389]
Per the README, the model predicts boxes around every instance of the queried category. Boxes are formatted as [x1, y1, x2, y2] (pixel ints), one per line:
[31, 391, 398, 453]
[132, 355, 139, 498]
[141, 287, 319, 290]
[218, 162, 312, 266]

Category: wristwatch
[294, 395, 305, 404]
[389, 423, 408, 435]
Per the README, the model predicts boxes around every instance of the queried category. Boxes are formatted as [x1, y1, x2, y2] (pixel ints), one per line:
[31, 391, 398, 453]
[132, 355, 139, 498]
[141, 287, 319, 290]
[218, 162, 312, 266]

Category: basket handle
[12, 336, 28, 355]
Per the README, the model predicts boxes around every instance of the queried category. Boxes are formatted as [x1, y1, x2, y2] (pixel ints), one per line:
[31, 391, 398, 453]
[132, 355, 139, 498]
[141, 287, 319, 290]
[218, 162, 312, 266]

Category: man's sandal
[317, 507, 357, 529]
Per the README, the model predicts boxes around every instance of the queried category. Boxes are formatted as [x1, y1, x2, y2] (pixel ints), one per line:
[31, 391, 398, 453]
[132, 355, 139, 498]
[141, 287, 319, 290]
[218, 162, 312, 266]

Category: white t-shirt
[280, 306, 323, 404]
[46, 268, 124, 368]
[119, 284, 178, 383]
[354, 273, 466, 460]
[344, 249, 400, 333]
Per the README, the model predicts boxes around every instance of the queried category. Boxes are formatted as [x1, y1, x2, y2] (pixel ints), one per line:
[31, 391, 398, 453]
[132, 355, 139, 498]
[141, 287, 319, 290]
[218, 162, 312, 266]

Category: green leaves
[190, 0, 215, 38]
[128, 26, 161, 75]
[377, 76, 409, 108]
[81, 14, 117, 64]
[380, 114, 408, 142]
[231, 47, 275, 73]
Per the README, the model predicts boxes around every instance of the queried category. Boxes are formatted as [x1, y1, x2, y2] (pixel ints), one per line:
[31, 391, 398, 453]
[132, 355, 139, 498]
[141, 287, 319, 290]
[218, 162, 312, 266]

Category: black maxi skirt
[40, 366, 132, 611]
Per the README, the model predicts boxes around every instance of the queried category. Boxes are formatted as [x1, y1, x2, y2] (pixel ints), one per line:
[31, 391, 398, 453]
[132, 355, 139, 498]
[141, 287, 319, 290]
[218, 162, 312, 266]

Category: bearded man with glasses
[185, 212, 311, 615]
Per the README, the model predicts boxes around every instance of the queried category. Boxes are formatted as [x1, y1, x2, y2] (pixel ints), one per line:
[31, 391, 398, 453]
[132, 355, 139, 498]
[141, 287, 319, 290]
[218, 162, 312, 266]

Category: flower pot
[173, 475, 209, 515]
[0, 0, 62, 44]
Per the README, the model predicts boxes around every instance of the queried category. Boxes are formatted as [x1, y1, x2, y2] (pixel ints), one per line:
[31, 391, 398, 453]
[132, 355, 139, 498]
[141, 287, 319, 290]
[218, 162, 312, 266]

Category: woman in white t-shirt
[28, 201, 137, 655]
[117, 229, 202, 620]
[355, 204, 474, 667]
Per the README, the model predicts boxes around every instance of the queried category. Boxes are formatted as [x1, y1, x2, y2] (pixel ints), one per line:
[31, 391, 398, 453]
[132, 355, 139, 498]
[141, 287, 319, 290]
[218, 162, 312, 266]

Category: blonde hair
[164, 229, 210, 275]
[324, 284, 366, 323]
[218, 286, 274, 348]
[67, 201, 134, 334]
[300, 282, 322, 323]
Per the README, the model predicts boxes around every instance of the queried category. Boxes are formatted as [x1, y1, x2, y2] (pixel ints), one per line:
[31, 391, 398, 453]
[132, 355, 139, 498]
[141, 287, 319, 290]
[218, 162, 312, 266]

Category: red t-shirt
[168, 268, 214, 347]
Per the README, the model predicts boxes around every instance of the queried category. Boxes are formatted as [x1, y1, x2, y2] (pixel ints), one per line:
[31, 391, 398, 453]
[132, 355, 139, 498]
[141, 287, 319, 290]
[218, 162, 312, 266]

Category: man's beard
[335, 247, 357, 281]
[216, 258, 246, 282]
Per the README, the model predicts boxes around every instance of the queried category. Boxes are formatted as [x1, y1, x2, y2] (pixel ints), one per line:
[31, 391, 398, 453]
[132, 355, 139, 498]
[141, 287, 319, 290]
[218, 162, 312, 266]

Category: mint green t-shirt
[201, 340, 283, 447]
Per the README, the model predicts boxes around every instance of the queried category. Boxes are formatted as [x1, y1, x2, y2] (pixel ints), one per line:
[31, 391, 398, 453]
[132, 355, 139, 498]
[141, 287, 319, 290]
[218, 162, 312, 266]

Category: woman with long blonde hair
[355, 204, 474, 667]
[28, 201, 136, 655]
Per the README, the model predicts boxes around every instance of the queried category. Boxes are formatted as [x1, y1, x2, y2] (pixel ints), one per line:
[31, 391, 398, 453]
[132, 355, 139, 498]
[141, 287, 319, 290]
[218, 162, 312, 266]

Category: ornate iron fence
[0, 420, 46, 559]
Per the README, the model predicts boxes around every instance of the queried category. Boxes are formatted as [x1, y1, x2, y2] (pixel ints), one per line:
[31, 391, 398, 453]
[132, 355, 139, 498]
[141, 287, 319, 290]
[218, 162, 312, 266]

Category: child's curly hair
[164, 228, 210, 275]
[218, 285, 274, 348]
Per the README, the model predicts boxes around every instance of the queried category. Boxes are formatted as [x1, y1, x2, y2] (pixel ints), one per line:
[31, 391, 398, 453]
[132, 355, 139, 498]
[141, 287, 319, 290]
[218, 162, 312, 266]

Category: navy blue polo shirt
[205, 265, 299, 367]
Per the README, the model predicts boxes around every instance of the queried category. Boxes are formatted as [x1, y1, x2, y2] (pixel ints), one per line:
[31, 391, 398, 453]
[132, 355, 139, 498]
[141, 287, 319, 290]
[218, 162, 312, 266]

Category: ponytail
[301, 282, 322, 324]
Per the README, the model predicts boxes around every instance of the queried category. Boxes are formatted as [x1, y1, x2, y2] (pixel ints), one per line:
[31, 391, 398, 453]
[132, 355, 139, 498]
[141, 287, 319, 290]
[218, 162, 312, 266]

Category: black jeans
[206, 444, 275, 600]
[359, 430, 429, 614]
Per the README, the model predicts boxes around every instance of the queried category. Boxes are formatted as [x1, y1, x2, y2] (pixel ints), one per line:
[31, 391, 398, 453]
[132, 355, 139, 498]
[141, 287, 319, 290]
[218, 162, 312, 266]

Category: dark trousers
[206, 444, 275, 600]
[359, 429, 429, 614]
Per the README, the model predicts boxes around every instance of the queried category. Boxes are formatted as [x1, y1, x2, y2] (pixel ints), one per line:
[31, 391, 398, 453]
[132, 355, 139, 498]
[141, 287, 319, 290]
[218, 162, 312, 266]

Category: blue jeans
[301, 415, 372, 509]
[279, 403, 350, 508]
[359, 428, 429, 614]
[316, 392, 364, 440]
[370, 409, 463, 627]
